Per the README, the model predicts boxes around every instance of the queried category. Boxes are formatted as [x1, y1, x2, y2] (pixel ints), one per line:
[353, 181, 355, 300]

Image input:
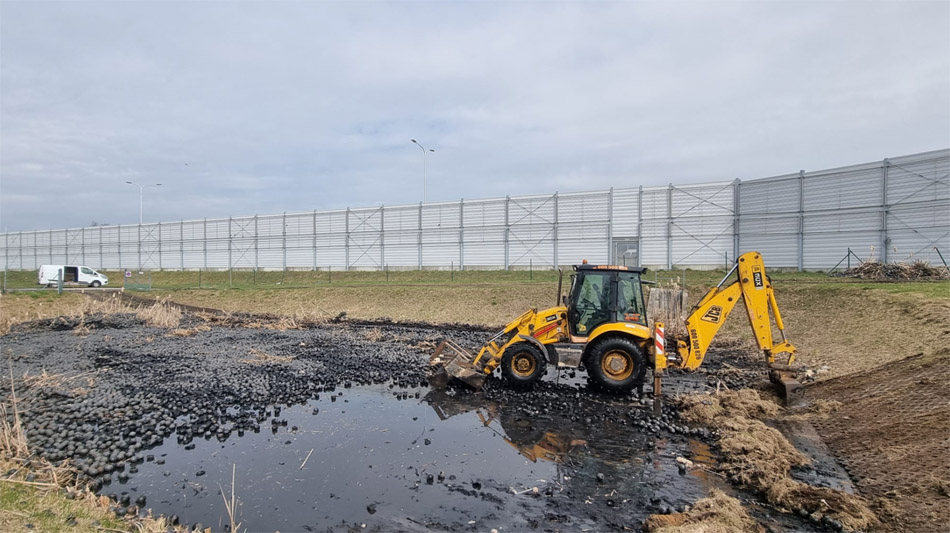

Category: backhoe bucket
[770, 366, 805, 407]
[428, 339, 488, 390]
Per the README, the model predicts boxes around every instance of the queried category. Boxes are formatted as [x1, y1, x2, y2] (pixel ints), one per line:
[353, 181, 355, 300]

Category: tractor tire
[501, 343, 547, 389]
[585, 337, 647, 393]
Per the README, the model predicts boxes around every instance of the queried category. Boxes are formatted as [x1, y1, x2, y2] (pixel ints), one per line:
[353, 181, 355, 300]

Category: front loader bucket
[428, 339, 487, 390]
[769, 366, 805, 407]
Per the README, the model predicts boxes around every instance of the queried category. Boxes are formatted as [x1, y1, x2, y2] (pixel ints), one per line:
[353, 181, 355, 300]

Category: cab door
[568, 271, 614, 336]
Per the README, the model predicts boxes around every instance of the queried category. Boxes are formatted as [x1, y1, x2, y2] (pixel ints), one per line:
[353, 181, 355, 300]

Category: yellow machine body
[429, 252, 803, 403]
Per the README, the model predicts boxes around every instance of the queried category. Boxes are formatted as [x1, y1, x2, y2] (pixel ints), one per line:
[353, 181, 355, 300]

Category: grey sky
[1, 1, 947, 232]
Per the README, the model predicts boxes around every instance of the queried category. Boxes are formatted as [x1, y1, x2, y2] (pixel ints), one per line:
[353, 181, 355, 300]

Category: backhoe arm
[675, 251, 796, 370]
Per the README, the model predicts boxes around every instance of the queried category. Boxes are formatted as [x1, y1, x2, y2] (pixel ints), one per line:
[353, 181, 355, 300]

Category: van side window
[81, 267, 93, 275]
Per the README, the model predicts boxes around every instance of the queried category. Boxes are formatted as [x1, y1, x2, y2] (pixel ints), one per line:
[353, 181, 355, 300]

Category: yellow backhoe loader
[428, 251, 804, 404]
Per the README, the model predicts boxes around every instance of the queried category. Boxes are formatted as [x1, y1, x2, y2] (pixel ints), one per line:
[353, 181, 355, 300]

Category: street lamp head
[411, 139, 418, 144]
[156, 183, 162, 187]
[429, 149, 435, 153]
[126, 181, 133, 184]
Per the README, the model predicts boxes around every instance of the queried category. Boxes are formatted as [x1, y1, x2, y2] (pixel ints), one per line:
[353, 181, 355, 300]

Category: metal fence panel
[3, 150, 948, 272]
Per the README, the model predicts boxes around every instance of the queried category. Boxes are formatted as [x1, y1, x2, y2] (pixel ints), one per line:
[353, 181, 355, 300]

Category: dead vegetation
[678, 390, 877, 531]
[134, 298, 182, 328]
[168, 324, 212, 337]
[643, 489, 762, 533]
[241, 348, 295, 365]
[835, 259, 949, 281]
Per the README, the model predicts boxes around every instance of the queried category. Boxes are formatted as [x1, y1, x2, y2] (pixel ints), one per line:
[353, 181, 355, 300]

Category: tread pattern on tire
[501, 343, 547, 390]
[585, 336, 647, 393]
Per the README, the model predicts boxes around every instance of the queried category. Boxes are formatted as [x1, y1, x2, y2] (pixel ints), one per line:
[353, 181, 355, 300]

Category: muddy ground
[0, 310, 846, 532]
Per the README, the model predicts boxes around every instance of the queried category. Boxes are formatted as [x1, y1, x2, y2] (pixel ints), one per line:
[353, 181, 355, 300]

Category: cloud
[1, 1, 947, 231]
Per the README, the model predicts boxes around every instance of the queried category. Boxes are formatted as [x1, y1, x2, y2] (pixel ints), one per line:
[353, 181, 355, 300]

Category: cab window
[81, 267, 93, 275]
[569, 272, 611, 336]
[616, 272, 645, 324]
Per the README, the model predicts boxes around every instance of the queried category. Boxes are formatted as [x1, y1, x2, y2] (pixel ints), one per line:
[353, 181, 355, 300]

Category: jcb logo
[701, 305, 723, 323]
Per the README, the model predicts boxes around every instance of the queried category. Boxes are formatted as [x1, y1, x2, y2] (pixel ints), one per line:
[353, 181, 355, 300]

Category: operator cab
[567, 264, 648, 337]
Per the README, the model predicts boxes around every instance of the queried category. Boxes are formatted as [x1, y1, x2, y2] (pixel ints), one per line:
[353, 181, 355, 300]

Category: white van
[38, 265, 109, 287]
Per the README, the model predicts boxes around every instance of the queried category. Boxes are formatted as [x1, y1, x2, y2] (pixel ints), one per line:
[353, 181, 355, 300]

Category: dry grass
[218, 464, 242, 533]
[0, 292, 86, 335]
[167, 324, 212, 337]
[240, 348, 295, 365]
[643, 489, 762, 533]
[362, 327, 385, 342]
[0, 363, 27, 459]
[135, 298, 182, 328]
[678, 390, 877, 530]
[157, 283, 559, 327]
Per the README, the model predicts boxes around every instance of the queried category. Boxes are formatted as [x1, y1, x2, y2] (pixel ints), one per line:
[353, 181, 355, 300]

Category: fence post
[553, 192, 559, 269]
[203, 218, 208, 270]
[99, 226, 103, 270]
[504, 195, 510, 271]
[312, 210, 318, 271]
[798, 170, 805, 272]
[459, 198, 465, 271]
[180, 220, 184, 270]
[637, 185, 643, 268]
[254, 215, 259, 272]
[380, 205, 385, 271]
[228, 217, 233, 288]
[137, 222, 142, 271]
[282, 212, 287, 271]
[666, 184, 673, 270]
[607, 188, 614, 264]
[346, 207, 352, 272]
[417, 202, 423, 270]
[882, 158, 890, 264]
[158, 222, 162, 270]
[733, 179, 740, 265]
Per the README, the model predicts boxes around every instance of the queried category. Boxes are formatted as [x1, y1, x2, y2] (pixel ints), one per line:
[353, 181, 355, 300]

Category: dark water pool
[104, 385, 724, 531]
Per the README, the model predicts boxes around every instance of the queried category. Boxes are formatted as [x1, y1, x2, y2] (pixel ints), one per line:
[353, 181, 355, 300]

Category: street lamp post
[410, 139, 434, 203]
[125, 181, 162, 224]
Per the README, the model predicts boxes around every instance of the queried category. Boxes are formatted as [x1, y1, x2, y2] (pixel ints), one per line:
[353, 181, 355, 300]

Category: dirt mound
[643, 489, 762, 533]
[835, 259, 948, 280]
[810, 352, 950, 532]
[678, 390, 877, 531]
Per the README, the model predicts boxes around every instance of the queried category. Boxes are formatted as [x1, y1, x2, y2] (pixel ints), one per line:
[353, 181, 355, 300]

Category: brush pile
[835, 259, 948, 281]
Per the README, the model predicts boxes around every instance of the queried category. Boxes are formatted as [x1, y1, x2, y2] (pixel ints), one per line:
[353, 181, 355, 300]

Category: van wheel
[501, 343, 547, 389]
[585, 337, 647, 393]
[91, 281, 101, 288]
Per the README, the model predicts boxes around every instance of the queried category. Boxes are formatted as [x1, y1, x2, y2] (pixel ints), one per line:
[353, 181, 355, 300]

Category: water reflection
[107, 385, 722, 532]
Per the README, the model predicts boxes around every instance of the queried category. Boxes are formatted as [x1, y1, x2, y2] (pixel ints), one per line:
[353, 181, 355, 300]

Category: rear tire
[501, 343, 547, 389]
[585, 337, 647, 393]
